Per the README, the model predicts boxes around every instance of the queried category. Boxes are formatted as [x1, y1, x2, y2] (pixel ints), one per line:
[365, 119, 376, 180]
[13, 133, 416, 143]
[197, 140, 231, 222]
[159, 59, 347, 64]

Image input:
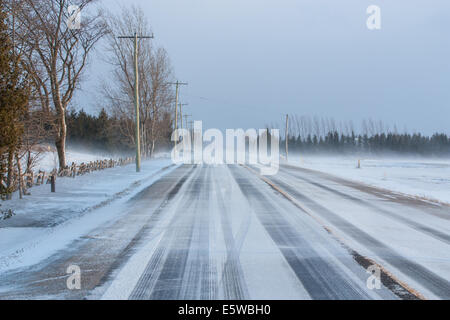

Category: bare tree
[103, 6, 174, 157]
[12, 0, 107, 168]
[20, 110, 54, 173]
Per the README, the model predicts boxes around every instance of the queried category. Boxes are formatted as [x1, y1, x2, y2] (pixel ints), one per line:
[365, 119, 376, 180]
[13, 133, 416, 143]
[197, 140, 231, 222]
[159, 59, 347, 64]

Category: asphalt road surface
[1, 164, 449, 300]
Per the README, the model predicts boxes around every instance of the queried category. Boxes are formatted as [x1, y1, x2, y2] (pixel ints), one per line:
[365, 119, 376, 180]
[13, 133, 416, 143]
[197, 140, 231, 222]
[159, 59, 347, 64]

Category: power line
[186, 93, 257, 111]
[179, 103, 189, 130]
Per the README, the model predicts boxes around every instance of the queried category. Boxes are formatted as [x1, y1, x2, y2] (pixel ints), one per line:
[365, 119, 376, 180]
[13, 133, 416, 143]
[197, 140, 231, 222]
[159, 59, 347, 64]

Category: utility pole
[188, 120, 194, 145]
[285, 114, 289, 162]
[169, 81, 188, 148]
[118, 33, 154, 173]
[179, 103, 189, 130]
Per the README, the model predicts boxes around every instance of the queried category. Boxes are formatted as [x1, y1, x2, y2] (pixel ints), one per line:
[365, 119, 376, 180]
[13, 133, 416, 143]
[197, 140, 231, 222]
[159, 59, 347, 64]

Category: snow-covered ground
[0, 157, 175, 272]
[2, 152, 450, 299]
[290, 155, 450, 205]
[1, 160, 449, 299]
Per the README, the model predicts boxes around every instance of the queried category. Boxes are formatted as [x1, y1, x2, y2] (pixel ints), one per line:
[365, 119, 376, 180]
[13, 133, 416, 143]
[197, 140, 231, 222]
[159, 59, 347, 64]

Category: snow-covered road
[1, 164, 449, 300]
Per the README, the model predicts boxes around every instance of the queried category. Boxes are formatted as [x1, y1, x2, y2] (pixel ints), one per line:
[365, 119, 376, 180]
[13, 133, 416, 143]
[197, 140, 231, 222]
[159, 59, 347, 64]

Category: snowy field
[0, 157, 174, 272]
[291, 155, 450, 205]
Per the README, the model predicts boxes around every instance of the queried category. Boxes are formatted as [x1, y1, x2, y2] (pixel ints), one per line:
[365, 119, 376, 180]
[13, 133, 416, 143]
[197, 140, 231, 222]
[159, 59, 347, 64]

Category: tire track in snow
[229, 166, 371, 300]
[129, 166, 202, 299]
[180, 167, 218, 300]
[130, 166, 219, 300]
[214, 166, 250, 299]
[269, 174, 450, 299]
[96, 165, 198, 296]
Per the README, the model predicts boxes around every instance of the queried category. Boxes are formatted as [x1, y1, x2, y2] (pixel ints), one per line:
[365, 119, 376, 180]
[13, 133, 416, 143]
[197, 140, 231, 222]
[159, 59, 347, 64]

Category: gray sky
[79, 0, 450, 134]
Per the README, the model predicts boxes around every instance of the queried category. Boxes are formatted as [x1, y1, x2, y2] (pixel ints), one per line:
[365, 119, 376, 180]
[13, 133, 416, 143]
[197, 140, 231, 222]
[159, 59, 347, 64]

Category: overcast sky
[78, 0, 450, 134]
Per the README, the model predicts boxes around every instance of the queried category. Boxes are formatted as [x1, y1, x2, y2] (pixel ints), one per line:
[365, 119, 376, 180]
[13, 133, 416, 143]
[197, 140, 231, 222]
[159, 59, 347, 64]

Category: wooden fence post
[50, 175, 56, 193]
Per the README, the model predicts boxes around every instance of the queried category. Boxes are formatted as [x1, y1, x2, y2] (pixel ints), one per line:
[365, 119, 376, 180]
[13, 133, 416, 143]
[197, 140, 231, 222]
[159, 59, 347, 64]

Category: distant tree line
[66, 108, 173, 155]
[282, 132, 450, 155]
[275, 115, 450, 156]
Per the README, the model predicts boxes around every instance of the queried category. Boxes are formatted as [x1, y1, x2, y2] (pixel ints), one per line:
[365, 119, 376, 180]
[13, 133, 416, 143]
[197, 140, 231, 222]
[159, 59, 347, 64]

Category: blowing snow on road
[1, 163, 449, 300]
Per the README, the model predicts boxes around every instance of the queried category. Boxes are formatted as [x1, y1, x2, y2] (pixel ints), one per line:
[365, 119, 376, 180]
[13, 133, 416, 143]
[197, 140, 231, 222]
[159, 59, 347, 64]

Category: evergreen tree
[0, 0, 29, 196]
